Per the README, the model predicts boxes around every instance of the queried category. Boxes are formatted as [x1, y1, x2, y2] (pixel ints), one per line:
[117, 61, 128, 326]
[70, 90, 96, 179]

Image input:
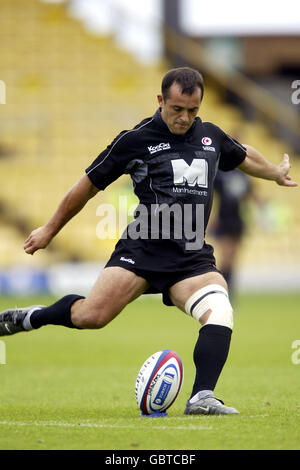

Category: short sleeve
[85, 131, 133, 190]
[218, 132, 247, 171]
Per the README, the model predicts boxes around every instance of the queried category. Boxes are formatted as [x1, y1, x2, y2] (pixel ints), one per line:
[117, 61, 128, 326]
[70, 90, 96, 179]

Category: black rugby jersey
[86, 108, 247, 271]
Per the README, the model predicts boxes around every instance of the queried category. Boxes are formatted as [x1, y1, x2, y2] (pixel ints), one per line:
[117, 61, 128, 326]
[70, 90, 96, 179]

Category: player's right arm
[24, 174, 99, 255]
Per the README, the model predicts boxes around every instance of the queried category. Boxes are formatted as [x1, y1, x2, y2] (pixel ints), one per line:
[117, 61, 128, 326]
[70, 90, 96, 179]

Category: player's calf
[70, 299, 119, 329]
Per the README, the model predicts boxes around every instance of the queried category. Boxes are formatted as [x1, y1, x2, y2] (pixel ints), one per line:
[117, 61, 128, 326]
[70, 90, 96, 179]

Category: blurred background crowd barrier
[0, 0, 299, 296]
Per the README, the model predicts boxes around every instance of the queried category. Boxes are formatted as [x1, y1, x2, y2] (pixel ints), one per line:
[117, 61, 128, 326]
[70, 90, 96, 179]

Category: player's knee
[184, 284, 233, 329]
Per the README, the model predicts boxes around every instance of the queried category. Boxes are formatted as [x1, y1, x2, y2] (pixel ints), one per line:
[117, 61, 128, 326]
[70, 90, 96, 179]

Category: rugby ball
[135, 349, 184, 415]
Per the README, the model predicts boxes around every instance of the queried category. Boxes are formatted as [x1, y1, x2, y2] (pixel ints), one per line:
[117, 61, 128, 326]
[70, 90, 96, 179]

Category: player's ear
[157, 93, 164, 107]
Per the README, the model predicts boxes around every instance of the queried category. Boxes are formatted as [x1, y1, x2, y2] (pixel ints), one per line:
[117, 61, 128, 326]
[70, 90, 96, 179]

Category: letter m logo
[171, 158, 208, 188]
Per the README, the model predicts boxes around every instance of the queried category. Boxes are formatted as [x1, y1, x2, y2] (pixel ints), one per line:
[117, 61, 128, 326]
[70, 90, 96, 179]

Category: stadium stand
[0, 0, 299, 288]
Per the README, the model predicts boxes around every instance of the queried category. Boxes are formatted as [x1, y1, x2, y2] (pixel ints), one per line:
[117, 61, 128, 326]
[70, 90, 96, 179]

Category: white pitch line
[248, 414, 269, 418]
[0, 420, 212, 431]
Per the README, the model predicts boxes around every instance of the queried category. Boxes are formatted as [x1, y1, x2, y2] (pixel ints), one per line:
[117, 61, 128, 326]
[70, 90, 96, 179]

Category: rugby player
[0, 67, 297, 415]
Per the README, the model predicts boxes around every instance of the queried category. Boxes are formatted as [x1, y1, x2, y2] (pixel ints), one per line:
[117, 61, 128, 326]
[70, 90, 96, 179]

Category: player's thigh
[72, 266, 150, 327]
[168, 271, 228, 313]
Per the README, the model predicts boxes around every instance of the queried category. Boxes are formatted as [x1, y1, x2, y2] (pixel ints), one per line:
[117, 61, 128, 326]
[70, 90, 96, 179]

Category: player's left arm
[238, 145, 297, 187]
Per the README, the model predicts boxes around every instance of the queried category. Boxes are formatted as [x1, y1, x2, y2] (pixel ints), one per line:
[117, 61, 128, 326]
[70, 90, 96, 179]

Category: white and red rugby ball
[135, 350, 184, 415]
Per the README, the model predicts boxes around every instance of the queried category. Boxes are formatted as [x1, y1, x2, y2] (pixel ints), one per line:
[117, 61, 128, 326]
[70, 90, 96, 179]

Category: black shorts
[105, 243, 221, 306]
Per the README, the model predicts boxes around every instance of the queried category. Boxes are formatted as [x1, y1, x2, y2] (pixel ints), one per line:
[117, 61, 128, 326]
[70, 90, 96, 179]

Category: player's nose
[179, 110, 189, 123]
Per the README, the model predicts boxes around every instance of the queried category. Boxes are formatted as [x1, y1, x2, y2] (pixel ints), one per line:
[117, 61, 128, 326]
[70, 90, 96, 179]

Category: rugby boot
[184, 394, 239, 415]
[0, 305, 44, 336]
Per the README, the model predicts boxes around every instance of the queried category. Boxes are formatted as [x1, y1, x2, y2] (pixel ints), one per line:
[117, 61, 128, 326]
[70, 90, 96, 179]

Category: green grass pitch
[0, 292, 299, 450]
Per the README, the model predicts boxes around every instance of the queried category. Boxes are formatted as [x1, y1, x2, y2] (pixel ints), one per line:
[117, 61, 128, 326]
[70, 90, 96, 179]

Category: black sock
[191, 324, 232, 398]
[29, 294, 85, 329]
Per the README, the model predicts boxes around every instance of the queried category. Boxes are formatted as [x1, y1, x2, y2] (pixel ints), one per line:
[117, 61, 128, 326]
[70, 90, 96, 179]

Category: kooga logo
[148, 142, 171, 154]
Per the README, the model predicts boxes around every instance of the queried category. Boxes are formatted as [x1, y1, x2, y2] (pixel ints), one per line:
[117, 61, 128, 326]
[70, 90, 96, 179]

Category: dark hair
[161, 67, 204, 101]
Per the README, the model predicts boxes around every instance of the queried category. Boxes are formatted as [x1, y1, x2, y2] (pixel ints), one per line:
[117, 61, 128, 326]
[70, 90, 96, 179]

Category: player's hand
[24, 226, 53, 255]
[275, 154, 298, 187]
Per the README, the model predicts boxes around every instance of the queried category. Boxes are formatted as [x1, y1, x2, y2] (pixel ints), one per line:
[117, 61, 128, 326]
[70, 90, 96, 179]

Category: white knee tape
[185, 284, 233, 329]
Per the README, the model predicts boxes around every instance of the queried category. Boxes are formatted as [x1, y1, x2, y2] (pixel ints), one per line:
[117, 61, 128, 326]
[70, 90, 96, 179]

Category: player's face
[157, 83, 202, 135]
